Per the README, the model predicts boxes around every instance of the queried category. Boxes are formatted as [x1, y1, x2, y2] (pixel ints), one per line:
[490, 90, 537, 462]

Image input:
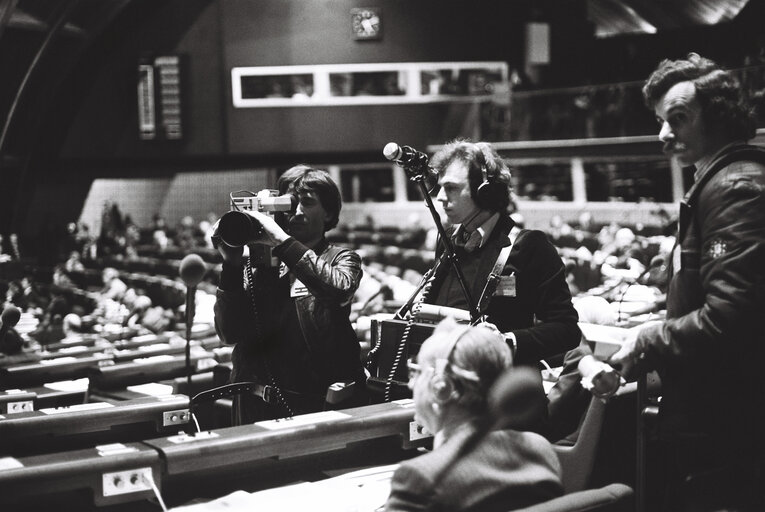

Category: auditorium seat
[512, 483, 634, 512]
[553, 396, 607, 494]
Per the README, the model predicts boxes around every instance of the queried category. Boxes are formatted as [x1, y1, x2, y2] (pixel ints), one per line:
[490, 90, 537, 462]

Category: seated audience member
[0, 324, 23, 355]
[99, 267, 127, 301]
[598, 227, 646, 281]
[385, 319, 563, 512]
[64, 250, 85, 273]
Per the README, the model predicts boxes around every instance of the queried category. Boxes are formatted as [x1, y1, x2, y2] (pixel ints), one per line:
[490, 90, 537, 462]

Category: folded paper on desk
[170, 464, 399, 512]
[578, 322, 629, 359]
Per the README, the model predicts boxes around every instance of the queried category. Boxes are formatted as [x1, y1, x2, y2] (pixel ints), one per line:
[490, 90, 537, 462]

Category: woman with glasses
[385, 318, 562, 512]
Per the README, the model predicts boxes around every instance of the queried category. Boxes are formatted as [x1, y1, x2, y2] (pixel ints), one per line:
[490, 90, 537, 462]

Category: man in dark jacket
[214, 165, 366, 424]
[610, 53, 765, 511]
[425, 140, 580, 366]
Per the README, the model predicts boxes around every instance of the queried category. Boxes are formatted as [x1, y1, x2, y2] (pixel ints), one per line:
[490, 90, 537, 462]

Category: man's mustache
[663, 141, 686, 153]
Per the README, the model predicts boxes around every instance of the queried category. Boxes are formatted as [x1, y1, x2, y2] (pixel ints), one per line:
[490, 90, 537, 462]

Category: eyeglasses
[406, 357, 423, 380]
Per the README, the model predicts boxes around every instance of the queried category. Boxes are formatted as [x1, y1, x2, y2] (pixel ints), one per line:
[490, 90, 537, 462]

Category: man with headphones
[384, 318, 563, 511]
[426, 139, 580, 366]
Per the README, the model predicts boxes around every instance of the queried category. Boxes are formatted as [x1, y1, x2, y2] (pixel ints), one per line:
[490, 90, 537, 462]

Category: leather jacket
[214, 237, 364, 416]
[636, 143, 765, 441]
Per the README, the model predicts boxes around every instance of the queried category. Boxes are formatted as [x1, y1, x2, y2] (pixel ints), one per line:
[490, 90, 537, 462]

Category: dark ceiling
[588, 0, 752, 37]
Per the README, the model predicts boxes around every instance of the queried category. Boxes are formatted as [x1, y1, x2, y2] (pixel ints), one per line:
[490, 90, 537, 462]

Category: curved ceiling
[588, 0, 751, 38]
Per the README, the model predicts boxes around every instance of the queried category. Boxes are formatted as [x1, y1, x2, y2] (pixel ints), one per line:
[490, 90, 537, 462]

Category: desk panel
[145, 400, 425, 476]
[0, 394, 190, 455]
[0, 442, 162, 508]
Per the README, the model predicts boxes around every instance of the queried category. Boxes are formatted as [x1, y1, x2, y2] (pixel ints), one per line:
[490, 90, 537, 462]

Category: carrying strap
[475, 235, 515, 318]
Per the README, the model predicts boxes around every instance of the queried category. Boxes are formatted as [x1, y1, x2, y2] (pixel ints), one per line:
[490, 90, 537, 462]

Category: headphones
[474, 147, 508, 212]
[430, 326, 471, 403]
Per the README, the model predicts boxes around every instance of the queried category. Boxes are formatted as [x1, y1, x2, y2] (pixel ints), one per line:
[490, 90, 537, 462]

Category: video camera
[213, 189, 297, 266]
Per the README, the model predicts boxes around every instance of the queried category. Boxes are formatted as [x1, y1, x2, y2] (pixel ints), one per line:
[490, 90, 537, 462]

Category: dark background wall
[59, 0, 532, 160]
[4, 0, 764, 257]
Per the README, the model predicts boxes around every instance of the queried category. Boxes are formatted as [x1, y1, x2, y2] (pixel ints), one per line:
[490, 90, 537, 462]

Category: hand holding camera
[238, 209, 290, 247]
[212, 189, 297, 267]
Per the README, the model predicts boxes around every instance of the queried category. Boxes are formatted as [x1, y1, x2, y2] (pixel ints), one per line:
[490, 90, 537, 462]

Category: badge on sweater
[290, 278, 309, 298]
[495, 274, 516, 297]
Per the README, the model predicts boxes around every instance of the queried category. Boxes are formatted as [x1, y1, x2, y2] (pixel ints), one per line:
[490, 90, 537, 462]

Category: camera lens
[218, 211, 263, 247]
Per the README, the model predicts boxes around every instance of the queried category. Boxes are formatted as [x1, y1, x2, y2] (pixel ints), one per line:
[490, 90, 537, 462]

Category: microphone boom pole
[384, 142, 480, 323]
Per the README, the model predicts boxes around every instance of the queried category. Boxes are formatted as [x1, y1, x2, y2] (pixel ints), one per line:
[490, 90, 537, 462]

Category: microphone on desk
[180, 254, 207, 389]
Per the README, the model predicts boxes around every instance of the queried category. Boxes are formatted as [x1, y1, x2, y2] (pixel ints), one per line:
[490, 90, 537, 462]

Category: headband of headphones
[433, 324, 480, 384]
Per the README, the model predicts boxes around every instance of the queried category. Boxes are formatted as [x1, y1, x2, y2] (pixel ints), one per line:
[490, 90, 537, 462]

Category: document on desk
[578, 322, 629, 358]
[255, 410, 350, 430]
[42, 378, 89, 392]
[169, 464, 398, 512]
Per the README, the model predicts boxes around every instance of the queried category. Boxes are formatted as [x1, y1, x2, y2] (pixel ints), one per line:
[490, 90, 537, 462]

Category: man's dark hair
[642, 53, 756, 142]
[430, 139, 512, 213]
[277, 165, 341, 231]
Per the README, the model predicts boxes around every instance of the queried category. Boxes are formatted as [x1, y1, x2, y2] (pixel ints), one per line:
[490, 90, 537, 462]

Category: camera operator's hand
[244, 210, 290, 247]
[608, 320, 661, 381]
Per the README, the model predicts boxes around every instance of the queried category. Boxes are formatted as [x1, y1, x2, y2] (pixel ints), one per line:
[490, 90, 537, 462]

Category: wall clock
[351, 8, 382, 40]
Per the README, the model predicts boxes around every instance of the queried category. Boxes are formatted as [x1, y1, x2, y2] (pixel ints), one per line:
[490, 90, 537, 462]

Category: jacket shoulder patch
[705, 238, 728, 259]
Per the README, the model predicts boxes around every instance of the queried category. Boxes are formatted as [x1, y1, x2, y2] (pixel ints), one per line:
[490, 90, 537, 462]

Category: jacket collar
[684, 141, 751, 206]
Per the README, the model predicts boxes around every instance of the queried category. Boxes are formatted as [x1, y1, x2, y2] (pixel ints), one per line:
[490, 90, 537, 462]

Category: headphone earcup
[476, 179, 505, 211]
[430, 373, 456, 403]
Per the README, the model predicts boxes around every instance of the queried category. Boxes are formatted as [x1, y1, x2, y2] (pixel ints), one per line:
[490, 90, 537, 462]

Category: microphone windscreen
[383, 142, 402, 162]
[1, 305, 21, 328]
[179, 254, 207, 288]
[488, 366, 546, 431]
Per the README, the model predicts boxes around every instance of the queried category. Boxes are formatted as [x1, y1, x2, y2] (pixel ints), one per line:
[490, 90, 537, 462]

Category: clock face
[351, 8, 382, 40]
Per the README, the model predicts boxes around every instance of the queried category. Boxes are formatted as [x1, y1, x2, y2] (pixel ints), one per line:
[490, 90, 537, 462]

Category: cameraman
[214, 165, 366, 424]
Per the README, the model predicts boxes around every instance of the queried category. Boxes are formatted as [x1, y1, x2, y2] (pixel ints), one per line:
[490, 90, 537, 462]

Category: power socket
[162, 409, 190, 427]
[5, 400, 33, 414]
[102, 467, 154, 497]
[409, 421, 432, 441]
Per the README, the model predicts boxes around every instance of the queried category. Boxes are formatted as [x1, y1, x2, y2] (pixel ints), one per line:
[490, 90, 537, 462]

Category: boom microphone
[383, 142, 434, 177]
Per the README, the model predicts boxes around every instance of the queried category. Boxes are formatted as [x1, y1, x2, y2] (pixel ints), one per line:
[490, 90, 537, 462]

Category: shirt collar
[452, 212, 500, 249]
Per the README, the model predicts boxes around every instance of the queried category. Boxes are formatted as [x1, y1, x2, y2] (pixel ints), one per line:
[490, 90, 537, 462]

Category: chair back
[512, 483, 633, 512]
[553, 396, 606, 493]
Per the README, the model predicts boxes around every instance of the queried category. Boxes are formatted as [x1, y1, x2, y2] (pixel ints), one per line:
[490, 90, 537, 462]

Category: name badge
[495, 274, 516, 297]
[290, 278, 310, 298]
